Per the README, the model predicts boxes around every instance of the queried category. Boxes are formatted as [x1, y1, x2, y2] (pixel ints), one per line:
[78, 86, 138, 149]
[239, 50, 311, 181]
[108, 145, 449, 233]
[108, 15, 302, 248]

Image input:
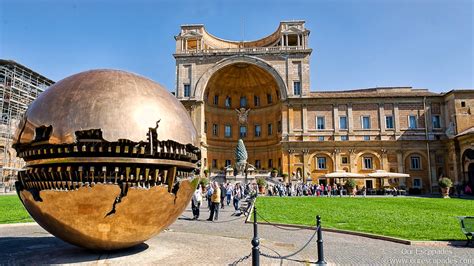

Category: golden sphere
[13, 70, 200, 250]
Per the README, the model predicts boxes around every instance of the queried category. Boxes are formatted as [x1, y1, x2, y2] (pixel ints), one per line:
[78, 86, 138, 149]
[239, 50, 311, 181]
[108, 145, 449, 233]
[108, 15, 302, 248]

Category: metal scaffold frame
[0, 60, 54, 187]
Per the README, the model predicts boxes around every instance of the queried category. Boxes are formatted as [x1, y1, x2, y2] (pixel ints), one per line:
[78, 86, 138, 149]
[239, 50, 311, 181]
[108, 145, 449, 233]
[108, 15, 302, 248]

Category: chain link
[229, 252, 252, 266]
[260, 251, 315, 264]
[256, 212, 309, 231]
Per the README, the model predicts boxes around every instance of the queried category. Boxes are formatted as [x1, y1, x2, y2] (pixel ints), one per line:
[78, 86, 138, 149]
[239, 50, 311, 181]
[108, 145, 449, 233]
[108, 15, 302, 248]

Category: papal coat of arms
[235, 108, 251, 124]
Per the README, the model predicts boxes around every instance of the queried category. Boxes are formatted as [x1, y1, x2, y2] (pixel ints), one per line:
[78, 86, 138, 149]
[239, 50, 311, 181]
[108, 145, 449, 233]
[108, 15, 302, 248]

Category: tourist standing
[220, 183, 226, 209]
[233, 183, 243, 211]
[226, 183, 233, 205]
[207, 181, 221, 221]
[192, 185, 203, 220]
[362, 186, 367, 197]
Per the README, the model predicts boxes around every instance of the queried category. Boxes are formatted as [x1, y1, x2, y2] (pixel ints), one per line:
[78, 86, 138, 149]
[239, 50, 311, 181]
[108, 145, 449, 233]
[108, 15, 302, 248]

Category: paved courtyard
[0, 203, 472, 265]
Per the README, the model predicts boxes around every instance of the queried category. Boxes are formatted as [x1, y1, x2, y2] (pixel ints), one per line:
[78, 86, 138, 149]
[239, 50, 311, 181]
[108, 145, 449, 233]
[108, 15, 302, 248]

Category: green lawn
[0, 195, 33, 224]
[256, 197, 472, 241]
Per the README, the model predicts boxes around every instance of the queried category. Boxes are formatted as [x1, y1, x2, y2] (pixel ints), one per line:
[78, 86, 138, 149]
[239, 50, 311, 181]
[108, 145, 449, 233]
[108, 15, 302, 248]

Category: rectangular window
[341, 156, 348, 164]
[268, 123, 273, 136]
[225, 96, 232, 108]
[213, 95, 219, 105]
[225, 159, 231, 167]
[317, 157, 327, 169]
[240, 125, 247, 138]
[224, 125, 232, 137]
[362, 116, 371, 129]
[267, 93, 273, 104]
[461, 101, 466, 107]
[254, 124, 261, 137]
[318, 136, 324, 141]
[339, 116, 347, 129]
[183, 84, 191, 97]
[363, 135, 370, 141]
[204, 121, 207, 133]
[413, 178, 422, 188]
[254, 95, 260, 107]
[341, 135, 348, 141]
[277, 120, 282, 133]
[212, 124, 218, 136]
[268, 159, 273, 168]
[317, 116, 325, 130]
[385, 116, 394, 129]
[363, 157, 373, 169]
[212, 159, 217, 168]
[255, 160, 261, 169]
[240, 96, 247, 108]
[410, 156, 421, 170]
[409, 115, 417, 129]
[293, 81, 301, 96]
[432, 115, 441, 128]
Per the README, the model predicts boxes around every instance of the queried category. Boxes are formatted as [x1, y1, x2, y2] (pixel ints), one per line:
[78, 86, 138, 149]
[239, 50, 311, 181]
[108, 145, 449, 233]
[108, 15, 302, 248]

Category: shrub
[256, 177, 267, 187]
[345, 178, 357, 189]
[199, 178, 209, 187]
[438, 177, 453, 188]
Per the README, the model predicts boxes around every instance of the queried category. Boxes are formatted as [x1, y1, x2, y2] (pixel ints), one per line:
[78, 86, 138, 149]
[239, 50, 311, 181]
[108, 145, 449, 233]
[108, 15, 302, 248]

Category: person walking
[192, 185, 203, 220]
[207, 181, 221, 221]
[220, 183, 226, 209]
[233, 183, 242, 212]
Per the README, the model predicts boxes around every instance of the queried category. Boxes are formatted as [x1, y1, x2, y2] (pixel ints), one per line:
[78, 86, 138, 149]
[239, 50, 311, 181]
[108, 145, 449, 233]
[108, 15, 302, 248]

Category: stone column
[332, 104, 339, 140]
[302, 104, 308, 134]
[302, 149, 309, 183]
[349, 149, 357, 173]
[379, 103, 385, 134]
[348, 103, 354, 134]
[394, 103, 401, 135]
[381, 149, 388, 171]
[282, 104, 289, 136]
[397, 151, 404, 173]
[288, 105, 294, 134]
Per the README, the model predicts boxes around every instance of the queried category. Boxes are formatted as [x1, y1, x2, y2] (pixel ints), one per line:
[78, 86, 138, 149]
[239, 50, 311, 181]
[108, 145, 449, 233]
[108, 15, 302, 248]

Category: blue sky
[0, 0, 472, 93]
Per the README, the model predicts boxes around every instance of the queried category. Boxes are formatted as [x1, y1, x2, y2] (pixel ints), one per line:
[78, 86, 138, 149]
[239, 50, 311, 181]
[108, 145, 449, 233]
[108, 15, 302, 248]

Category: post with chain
[316, 215, 327, 265]
[251, 198, 260, 266]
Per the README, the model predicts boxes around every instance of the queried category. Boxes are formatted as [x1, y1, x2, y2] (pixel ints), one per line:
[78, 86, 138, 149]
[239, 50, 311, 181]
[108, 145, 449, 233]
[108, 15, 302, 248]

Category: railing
[176, 46, 309, 55]
[231, 195, 327, 265]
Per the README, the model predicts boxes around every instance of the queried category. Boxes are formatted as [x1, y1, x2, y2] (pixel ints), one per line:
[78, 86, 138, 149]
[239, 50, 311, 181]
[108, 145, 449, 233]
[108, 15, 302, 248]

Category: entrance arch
[203, 61, 283, 173]
[462, 148, 474, 188]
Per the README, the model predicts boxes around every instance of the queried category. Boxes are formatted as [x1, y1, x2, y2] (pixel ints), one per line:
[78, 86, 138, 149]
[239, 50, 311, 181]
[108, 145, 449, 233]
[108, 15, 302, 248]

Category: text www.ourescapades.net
[385, 258, 474, 264]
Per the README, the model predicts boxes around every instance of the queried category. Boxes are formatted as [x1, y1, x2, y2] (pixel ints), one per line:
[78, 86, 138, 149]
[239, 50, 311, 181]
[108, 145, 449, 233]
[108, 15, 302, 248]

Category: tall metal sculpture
[13, 70, 200, 250]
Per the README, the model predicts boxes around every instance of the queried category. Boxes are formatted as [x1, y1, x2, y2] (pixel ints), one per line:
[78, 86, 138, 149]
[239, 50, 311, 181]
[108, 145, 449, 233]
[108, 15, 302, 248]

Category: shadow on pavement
[0, 236, 148, 264]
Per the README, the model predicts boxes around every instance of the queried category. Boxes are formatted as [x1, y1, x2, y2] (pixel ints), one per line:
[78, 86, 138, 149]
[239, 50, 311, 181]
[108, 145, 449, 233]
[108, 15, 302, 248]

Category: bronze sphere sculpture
[13, 70, 200, 250]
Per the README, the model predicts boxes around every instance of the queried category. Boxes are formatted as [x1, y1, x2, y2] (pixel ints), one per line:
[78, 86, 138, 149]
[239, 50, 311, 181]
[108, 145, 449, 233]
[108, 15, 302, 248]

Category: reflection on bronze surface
[14, 69, 198, 147]
[13, 70, 201, 250]
[19, 180, 197, 250]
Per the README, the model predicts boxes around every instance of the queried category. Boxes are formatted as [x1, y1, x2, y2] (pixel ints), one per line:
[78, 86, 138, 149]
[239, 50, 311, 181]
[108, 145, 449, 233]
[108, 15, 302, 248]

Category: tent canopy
[368, 170, 409, 178]
[322, 170, 366, 178]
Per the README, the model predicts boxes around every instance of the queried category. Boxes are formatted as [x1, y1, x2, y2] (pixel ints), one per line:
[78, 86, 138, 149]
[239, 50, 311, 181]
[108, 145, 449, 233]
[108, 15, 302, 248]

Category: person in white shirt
[192, 185, 203, 220]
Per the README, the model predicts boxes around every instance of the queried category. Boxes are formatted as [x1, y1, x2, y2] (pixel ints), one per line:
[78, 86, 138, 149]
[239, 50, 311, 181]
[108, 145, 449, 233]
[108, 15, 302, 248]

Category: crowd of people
[268, 182, 361, 197]
[192, 181, 258, 221]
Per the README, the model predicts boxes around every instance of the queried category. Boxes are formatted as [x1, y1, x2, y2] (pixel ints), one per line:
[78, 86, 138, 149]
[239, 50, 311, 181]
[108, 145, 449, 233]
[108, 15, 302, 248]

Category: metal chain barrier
[229, 252, 252, 266]
[256, 212, 308, 231]
[259, 224, 319, 262]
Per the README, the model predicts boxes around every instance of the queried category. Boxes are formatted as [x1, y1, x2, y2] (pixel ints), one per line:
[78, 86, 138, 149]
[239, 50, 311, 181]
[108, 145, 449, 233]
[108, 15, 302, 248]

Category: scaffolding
[0, 60, 54, 187]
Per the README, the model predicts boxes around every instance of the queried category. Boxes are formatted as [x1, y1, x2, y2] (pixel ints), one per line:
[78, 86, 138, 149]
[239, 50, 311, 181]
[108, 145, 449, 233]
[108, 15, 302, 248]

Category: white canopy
[368, 170, 410, 178]
[322, 170, 366, 178]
